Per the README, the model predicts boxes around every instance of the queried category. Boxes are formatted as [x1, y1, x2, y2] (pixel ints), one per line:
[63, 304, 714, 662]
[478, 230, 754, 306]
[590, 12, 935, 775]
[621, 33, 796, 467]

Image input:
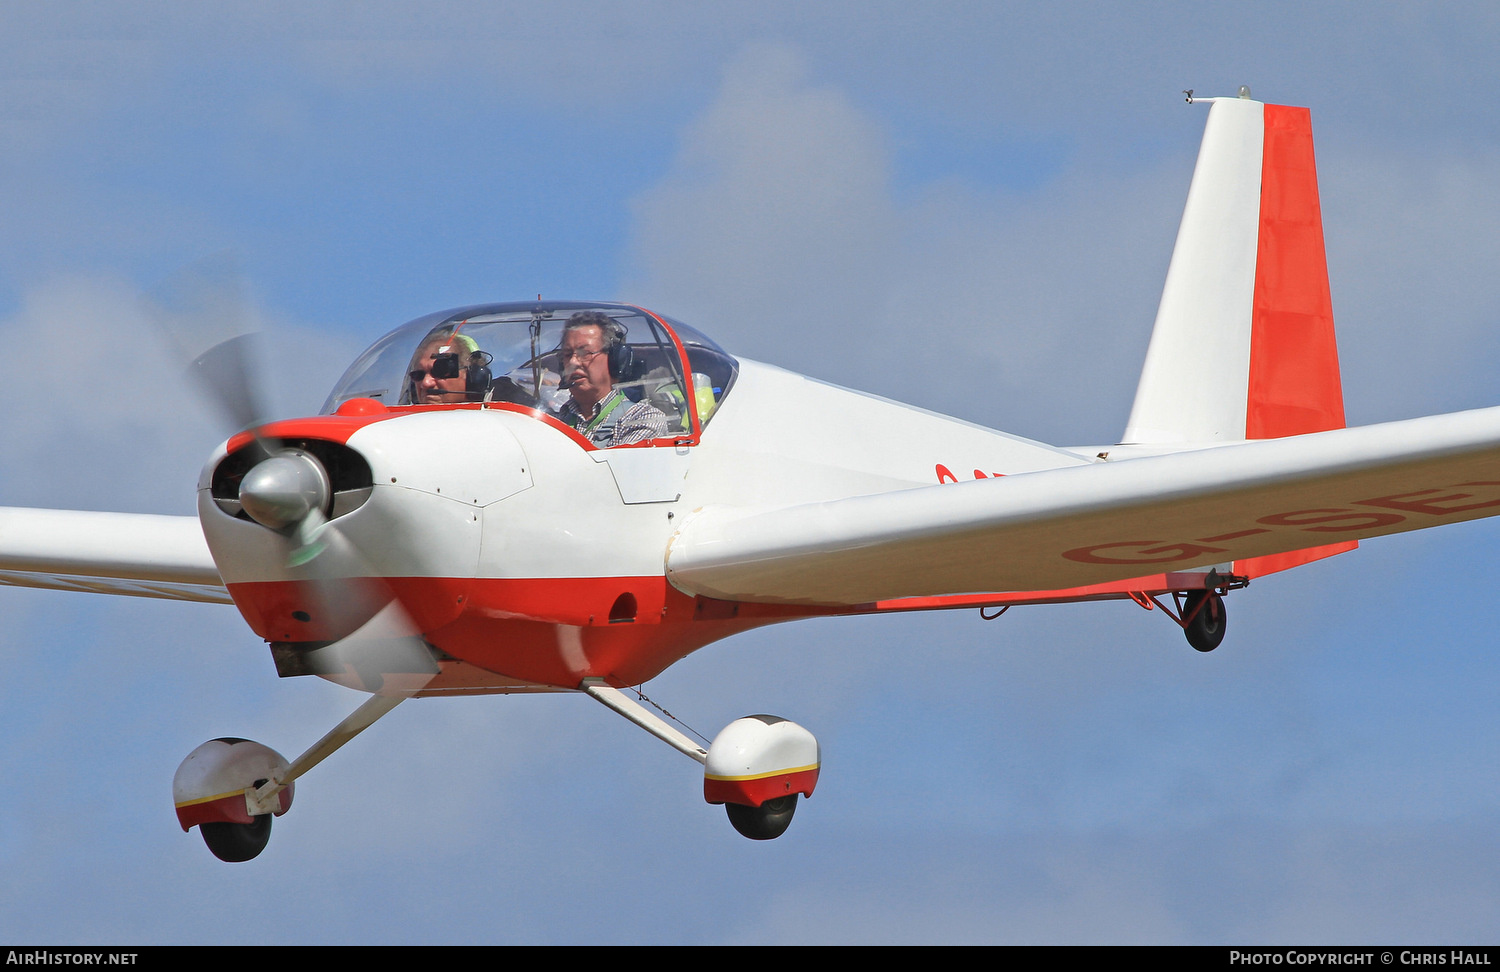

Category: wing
[0, 508, 229, 604]
[667, 406, 1500, 605]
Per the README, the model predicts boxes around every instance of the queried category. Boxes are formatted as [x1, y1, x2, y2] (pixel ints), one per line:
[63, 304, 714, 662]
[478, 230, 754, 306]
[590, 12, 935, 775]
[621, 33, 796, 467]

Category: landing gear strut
[1132, 570, 1247, 653]
[581, 682, 820, 842]
[174, 694, 408, 862]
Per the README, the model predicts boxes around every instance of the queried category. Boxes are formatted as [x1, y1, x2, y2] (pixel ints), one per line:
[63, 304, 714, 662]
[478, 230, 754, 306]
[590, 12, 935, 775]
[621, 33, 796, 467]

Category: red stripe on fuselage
[226, 576, 473, 643]
[865, 572, 1218, 612]
[433, 577, 830, 686]
[227, 575, 830, 689]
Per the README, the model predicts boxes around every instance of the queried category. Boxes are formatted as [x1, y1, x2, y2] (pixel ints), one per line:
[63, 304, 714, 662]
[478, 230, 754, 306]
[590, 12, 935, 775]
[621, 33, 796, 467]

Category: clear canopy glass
[321, 301, 738, 446]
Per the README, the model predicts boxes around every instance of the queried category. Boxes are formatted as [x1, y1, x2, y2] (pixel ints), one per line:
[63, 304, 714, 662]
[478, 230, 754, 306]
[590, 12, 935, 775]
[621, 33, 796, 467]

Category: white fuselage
[197, 359, 1089, 690]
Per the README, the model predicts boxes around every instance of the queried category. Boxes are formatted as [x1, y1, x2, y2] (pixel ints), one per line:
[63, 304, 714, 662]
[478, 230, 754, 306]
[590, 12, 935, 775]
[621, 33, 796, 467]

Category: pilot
[555, 310, 667, 446]
[407, 329, 490, 404]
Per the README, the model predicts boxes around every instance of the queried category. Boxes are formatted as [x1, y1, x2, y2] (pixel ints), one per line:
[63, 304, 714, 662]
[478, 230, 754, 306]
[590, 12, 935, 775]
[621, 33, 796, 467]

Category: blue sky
[1, 2, 1499, 944]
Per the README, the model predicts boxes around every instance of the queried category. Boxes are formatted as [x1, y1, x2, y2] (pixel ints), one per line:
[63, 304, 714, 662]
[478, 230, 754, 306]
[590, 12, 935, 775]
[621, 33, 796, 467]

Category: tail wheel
[200, 815, 272, 862]
[726, 795, 798, 840]
[1183, 590, 1226, 652]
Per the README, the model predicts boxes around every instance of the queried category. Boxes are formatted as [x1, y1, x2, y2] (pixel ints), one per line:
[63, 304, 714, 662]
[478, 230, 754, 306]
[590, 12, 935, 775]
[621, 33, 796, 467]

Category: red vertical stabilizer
[1239, 103, 1354, 577]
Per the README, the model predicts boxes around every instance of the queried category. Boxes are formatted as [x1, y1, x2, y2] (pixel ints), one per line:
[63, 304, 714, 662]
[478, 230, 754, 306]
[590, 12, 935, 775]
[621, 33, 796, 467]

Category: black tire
[725, 795, 798, 840]
[200, 815, 272, 862]
[1183, 590, 1226, 652]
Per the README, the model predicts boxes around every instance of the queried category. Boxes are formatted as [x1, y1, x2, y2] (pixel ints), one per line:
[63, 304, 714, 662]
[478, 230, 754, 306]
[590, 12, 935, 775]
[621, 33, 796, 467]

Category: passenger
[407, 329, 489, 404]
[555, 311, 667, 446]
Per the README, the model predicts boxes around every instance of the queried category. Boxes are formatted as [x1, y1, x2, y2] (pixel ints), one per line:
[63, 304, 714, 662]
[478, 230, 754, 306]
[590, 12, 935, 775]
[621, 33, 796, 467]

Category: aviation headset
[562, 312, 632, 379]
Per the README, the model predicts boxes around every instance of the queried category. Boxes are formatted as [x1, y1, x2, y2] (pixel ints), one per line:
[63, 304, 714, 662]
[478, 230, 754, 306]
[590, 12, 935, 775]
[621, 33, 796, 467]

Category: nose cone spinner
[238, 451, 331, 532]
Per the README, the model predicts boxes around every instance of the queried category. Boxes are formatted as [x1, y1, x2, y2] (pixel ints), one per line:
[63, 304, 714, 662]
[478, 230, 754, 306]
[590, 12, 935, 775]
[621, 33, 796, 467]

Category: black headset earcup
[467, 351, 493, 398]
[608, 341, 632, 379]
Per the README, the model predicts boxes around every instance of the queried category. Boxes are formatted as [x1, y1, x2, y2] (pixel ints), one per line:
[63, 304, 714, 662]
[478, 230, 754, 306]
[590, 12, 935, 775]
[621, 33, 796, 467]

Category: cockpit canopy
[321, 301, 738, 445]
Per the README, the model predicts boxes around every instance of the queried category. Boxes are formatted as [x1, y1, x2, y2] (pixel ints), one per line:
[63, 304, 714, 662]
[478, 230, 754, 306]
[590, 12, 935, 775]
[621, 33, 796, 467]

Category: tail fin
[1125, 95, 1344, 445]
[1124, 93, 1351, 575]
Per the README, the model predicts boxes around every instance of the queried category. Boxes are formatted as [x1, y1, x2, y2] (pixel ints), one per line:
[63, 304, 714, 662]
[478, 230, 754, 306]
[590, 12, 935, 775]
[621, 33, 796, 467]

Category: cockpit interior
[322, 301, 739, 447]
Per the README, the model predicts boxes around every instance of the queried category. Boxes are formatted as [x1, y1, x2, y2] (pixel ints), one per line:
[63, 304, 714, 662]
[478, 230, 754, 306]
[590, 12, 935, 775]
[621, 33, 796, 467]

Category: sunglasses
[410, 353, 463, 382]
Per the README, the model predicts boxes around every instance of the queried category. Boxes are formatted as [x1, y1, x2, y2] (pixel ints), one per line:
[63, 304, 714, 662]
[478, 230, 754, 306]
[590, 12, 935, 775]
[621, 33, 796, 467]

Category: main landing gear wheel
[1183, 590, 1226, 652]
[199, 815, 273, 862]
[726, 795, 798, 840]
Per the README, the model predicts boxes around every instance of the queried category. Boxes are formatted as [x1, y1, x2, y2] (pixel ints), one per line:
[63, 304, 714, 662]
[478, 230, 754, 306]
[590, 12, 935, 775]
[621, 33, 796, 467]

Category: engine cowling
[703, 715, 820, 807]
[173, 738, 294, 831]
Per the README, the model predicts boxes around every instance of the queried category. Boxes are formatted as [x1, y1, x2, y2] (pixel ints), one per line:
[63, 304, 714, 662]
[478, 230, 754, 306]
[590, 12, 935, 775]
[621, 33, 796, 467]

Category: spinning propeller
[165, 265, 439, 696]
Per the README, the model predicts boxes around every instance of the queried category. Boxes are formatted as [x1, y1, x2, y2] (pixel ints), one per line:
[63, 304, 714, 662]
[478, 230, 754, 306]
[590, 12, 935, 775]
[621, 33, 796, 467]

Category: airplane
[5, 87, 1500, 862]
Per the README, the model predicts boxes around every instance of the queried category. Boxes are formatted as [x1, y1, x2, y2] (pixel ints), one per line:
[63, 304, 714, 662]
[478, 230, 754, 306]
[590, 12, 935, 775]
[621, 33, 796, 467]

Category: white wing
[0, 508, 228, 604]
[667, 406, 1500, 605]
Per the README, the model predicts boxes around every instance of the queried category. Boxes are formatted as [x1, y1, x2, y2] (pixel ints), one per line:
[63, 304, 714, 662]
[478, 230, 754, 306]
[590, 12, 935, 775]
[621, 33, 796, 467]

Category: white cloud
[627, 44, 1500, 444]
[628, 45, 897, 354]
[625, 44, 1184, 443]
